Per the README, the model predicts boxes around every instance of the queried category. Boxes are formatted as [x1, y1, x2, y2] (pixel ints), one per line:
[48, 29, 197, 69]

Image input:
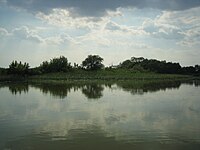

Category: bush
[40, 56, 72, 73]
[8, 61, 29, 75]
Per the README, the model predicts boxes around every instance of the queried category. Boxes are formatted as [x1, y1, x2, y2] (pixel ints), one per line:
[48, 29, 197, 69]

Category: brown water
[0, 80, 200, 150]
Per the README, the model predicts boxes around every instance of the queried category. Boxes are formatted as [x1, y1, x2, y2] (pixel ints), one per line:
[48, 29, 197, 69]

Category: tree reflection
[0, 79, 199, 98]
[182, 80, 200, 87]
[194, 80, 200, 87]
[116, 80, 182, 95]
[31, 84, 74, 99]
[8, 83, 29, 95]
[81, 84, 104, 99]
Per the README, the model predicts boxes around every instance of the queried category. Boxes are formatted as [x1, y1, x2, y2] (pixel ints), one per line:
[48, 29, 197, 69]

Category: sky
[0, 0, 200, 67]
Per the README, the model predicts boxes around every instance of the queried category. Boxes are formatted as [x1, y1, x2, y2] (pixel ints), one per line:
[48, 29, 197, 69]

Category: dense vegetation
[0, 55, 199, 78]
[8, 61, 29, 75]
[39, 56, 72, 73]
[119, 57, 200, 75]
[0, 68, 6, 74]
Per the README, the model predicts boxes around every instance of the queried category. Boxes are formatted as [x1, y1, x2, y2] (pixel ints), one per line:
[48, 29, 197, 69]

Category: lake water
[0, 80, 200, 150]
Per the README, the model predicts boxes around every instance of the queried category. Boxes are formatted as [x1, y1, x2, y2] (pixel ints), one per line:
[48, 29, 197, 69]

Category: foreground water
[0, 80, 200, 150]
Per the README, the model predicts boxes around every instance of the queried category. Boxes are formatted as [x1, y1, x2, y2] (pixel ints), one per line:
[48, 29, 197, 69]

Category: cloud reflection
[0, 80, 200, 150]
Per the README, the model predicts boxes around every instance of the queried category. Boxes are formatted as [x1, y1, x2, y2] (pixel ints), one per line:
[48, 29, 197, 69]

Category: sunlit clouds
[0, 0, 200, 67]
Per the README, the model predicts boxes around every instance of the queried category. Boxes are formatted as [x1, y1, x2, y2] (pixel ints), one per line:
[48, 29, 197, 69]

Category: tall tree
[82, 55, 104, 70]
[8, 61, 29, 75]
[40, 56, 72, 73]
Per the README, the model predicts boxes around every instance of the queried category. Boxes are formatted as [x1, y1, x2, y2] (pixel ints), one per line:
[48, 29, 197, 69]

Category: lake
[0, 80, 200, 150]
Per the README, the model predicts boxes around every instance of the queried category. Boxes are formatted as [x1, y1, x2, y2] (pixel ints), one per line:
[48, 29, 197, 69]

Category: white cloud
[140, 7, 200, 47]
[106, 9, 123, 17]
[36, 9, 106, 30]
[1, 5, 200, 67]
[35, 8, 148, 37]
[0, 26, 78, 46]
[1, 26, 77, 46]
[142, 14, 183, 40]
[0, 27, 9, 36]
[12, 26, 44, 43]
[105, 21, 148, 36]
[44, 36, 64, 45]
[44, 34, 76, 45]
[34, 8, 150, 49]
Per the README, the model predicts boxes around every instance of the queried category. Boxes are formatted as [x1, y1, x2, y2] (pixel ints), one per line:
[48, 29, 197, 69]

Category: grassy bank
[0, 75, 26, 82]
[1, 69, 196, 83]
[28, 69, 192, 81]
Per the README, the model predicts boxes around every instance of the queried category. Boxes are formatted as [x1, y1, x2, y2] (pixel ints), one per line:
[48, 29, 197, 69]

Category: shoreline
[0, 71, 198, 84]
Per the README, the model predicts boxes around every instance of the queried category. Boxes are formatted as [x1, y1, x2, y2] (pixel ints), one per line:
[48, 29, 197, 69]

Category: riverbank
[1, 69, 198, 83]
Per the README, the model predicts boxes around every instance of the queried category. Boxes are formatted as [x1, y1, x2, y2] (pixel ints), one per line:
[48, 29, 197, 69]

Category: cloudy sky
[0, 0, 200, 67]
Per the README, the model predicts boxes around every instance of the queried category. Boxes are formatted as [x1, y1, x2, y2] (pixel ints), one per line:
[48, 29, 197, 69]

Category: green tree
[40, 61, 50, 73]
[8, 61, 29, 75]
[119, 57, 181, 74]
[40, 56, 72, 73]
[119, 60, 133, 69]
[82, 55, 104, 70]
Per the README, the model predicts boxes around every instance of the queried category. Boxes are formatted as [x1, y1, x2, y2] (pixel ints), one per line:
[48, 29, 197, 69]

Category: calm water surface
[0, 80, 200, 150]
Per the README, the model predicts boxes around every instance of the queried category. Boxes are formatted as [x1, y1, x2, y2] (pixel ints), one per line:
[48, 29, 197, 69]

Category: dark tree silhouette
[82, 55, 104, 70]
[0, 68, 6, 75]
[8, 61, 29, 75]
[119, 57, 182, 74]
[181, 66, 196, 74]
[40, 56, 72, 73]
[2, 55, 200, 76]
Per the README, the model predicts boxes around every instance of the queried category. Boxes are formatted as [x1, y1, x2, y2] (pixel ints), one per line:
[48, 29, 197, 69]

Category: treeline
[0, 55, 200, 76]
[39, 56, 72, 73]
[119, 57, 200, 75]
[0, 55, 104, 76]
